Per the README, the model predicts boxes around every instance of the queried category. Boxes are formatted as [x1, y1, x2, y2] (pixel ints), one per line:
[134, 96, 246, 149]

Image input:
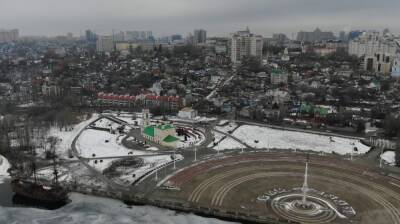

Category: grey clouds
[0, 0, 399, 37]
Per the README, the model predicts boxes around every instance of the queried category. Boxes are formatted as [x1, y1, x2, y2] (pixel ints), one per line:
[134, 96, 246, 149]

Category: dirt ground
[150, 153, 400, 224]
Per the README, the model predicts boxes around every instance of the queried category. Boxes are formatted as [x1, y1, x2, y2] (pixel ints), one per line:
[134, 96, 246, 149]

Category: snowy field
[75, 129, 149, 171]
[215, 125, 370, 155]
[0, 155, 10, 183]
[76, 128, 183, 180]
[381, 151, 396, 166]
[0, 193, 235, 224]
[209, 131, 243, 149]
[76, 129, 140, 158]
[35, 114, 99, 159]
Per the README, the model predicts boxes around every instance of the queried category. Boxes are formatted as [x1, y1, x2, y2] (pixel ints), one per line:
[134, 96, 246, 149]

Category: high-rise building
[392, 53, 400, 77]
[350, 31, 399, 74]
[171, 34, 182, 41]
[146, 31, 153, 40]
[339, 31, 348, 42]
[271, 33, 289, 47]
[113, 31, 125, 42]
[230, 27, 263, 63]
[194, 29, 207, 45]
[348, 30, 363, 40]
[85, 30, 97, 42]
[0, 29, 19, 43]
[96, 36, 115, 53]
[296, 28, 335, 42]
[348, 31, 398, 58]
[125, 31, 140, 41]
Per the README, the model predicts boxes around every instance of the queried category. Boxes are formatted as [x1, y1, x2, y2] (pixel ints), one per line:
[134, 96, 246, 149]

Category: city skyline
[1, 0, 399, 37]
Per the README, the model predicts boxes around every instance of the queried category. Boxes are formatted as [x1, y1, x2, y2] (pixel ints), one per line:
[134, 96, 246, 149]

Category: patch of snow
[218, 120, 229, 126]
[147, 147, 159, 151]
[216, 125, 370, 155]
[215, 122, 238, 133]
[0, 155, 10, 183]
[91, 118, 122, 130]
[16, 102, 36, 108]
[164, 116, 217, 124]
[381, 151, 396, 166]
[177, 128, 205, 148]
[114, 154, 183, 185]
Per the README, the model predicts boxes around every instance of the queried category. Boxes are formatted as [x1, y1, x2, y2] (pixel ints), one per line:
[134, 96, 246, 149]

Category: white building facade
[96, 36, 115, 53]
[349, 31, 399, 74]
[0, 29, 19, 43]
[178, 107, 198, 119]
[231, 28, 263, 64]
[392, 53, 400, 77]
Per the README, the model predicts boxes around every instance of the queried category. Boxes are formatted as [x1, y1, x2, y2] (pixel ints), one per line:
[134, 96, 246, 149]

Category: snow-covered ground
[76, 129, 140, 158]
[215, 122, 238, 133]
[36, 166, 71, 182]
[381, 151, 396, 166]
[213, 137, 244, 150]
[0, 193, 235, 224]
[215, 125, 370, 155]
[177, 128, 206, 148]
[164, 116, 217, 124]
[91, 118, 122, 130]
[218, 120, 229, 126]
[0, 155, 10, 183]
[102, 112, 143, 127]
[114, 154, 183, 185]
[34, 162, 111, 190]
[76, 129, 149, 171]
[36, 114, 99, 159]
[208, 131, 242, 149]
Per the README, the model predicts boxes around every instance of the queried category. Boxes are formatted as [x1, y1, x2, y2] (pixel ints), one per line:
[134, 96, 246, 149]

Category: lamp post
[194, 146, 197, 162]
[301, 162, 309, 205]
[173, 150, 176, 170]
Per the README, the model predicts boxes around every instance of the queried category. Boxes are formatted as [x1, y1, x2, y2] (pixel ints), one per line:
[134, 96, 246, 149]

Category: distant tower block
[142, 109, 150, 128]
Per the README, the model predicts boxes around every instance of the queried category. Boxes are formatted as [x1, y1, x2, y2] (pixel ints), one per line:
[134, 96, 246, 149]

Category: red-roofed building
[144, 94, 181, 111]
[97, 92, 136, 107]
[96, 92, 181, 110]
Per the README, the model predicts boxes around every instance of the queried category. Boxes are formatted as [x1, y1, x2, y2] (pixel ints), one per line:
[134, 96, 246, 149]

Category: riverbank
[0, 193, 235, 224]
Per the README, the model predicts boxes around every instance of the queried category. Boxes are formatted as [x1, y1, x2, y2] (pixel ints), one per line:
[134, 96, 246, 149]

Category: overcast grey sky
[0, 0, 399, 37]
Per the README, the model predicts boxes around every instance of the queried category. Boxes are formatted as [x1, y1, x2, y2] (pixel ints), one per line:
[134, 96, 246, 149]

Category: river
[0, 180, 13, 207]
[0, 155, 234, 224]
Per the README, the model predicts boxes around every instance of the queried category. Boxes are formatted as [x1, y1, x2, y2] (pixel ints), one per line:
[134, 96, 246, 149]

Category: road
[70, 115, 124, 190]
